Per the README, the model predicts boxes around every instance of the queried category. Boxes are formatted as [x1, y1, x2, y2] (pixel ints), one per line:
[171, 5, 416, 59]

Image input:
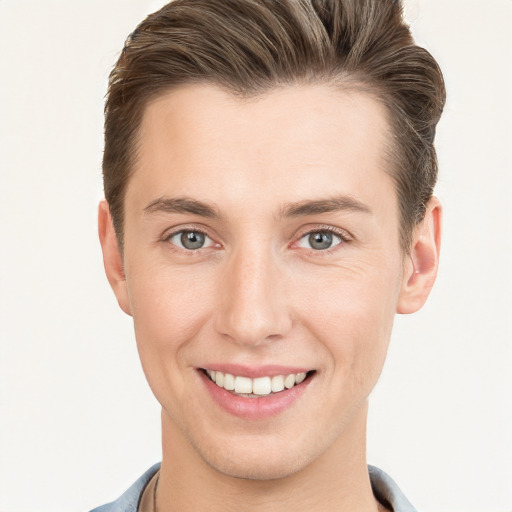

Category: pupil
[181, 231, 205, 250]
[309, 232, 332, 250]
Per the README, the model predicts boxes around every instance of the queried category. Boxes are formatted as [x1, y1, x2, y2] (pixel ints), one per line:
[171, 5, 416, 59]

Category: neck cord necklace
[153, 473, 160, 512]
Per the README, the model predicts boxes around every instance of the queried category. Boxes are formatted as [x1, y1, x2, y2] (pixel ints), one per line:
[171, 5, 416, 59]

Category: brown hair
[103, 0, 445, 252]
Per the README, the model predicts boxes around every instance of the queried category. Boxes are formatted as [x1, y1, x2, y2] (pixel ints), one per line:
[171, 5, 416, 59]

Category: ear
[98, 200, 132, 316]
[397, 197, 442, 314]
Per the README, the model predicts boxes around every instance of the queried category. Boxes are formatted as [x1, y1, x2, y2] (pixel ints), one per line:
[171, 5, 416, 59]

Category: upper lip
[199, 364, 312, 379]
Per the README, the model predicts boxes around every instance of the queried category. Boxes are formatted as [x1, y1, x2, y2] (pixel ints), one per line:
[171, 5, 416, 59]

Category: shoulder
[89, 463, 161, 512]
[368, 465, 417, 512]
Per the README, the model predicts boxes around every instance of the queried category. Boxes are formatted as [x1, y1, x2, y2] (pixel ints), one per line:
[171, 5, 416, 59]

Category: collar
[90, 463, 417, 512]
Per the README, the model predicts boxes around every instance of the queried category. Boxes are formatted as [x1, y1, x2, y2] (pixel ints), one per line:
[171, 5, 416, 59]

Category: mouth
[202, 368, 314, 398]
[198, 364, 316, 419]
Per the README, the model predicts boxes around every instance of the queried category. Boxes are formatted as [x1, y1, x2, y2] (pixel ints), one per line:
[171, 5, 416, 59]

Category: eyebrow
[280, 195, 372, 217]
[143, 194, 372, 219]
[143, 196, 221, 218]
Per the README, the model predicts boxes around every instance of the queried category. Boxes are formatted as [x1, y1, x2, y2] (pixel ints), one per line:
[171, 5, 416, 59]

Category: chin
[204, 451, 306, 481]
[190, 432, 316, 481]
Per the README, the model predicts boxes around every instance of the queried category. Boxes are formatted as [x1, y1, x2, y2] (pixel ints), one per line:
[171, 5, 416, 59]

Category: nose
[214, 245, 293, 347]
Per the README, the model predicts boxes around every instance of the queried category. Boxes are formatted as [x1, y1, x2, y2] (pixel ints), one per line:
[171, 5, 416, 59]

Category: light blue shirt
[90, 463, 417, 512]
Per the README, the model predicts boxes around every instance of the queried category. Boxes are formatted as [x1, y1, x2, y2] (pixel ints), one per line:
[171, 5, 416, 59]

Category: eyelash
[293, 225, 352, 255]
[162, 225, 352, 255]
[163, 227, 216, 254]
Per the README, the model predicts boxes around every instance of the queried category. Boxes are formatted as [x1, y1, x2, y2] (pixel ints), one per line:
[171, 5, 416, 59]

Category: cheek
[297, 261, 401, 379]
[126, 263, 216, 398]
[128, 260, 214, 335]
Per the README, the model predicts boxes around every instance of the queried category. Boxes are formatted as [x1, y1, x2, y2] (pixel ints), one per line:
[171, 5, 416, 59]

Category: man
[93, 0, 445, 511]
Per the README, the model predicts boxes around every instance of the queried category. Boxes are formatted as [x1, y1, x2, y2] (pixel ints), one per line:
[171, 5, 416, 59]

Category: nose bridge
[215, 241, 291, 346]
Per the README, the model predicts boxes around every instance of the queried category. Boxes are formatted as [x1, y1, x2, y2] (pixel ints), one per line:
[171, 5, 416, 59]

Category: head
[99, 0, 445, 482]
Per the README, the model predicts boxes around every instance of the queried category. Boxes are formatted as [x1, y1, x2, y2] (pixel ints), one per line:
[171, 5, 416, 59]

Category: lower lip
[200, 371, 312, 420]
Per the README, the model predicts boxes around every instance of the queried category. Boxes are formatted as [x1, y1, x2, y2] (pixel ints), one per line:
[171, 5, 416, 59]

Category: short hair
[103, 0, 446, 252]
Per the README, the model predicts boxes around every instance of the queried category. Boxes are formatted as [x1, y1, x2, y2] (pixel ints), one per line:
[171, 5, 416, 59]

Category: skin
[99, 83, 441, 512]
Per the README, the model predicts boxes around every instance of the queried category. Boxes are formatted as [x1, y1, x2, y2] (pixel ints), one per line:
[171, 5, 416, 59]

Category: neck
[156, 402, 382, 512]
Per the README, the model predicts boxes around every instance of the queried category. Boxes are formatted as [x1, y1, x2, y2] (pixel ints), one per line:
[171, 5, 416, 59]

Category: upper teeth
[206, 370, 307, 396]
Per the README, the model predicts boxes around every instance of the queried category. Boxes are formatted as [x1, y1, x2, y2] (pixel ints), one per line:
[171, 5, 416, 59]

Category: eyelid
[162, 224, 220, 251]
[293, 224, 353, 242]
[291, 224, 353, 253]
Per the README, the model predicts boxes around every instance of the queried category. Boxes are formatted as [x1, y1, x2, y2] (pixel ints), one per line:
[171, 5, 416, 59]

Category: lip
[200, 364, 311, 379]
[198, 367, 314, 420]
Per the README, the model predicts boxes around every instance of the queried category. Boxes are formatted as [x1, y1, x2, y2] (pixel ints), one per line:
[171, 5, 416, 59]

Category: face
[100, 83, 438, 480]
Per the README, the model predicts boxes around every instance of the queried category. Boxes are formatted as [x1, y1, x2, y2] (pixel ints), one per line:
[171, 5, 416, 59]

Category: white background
[0, 1, 511, 511]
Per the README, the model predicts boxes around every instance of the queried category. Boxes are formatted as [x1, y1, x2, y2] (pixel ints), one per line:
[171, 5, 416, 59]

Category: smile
[205, 369, 308, 397]
[199, 366, 315, 419]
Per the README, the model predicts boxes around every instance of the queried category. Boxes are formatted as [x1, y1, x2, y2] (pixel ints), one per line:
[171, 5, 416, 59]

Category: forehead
[128, 83, 395, 219]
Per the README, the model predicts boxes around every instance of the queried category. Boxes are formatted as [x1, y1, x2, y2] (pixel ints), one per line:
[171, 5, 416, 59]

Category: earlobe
[98, 200, 132, 316]
[397, 197, 442, 314]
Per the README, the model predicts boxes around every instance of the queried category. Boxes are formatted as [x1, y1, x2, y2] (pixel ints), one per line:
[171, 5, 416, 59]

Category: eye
[297, 230, 343, 251]
[168, 230, 215, 251]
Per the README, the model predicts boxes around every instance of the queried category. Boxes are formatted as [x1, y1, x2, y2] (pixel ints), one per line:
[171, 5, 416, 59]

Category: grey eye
[181, 231, 205, 249]
[297, 231, 342, 251]
[309, 232, 333, 250]
[169, 230, 212, 250]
